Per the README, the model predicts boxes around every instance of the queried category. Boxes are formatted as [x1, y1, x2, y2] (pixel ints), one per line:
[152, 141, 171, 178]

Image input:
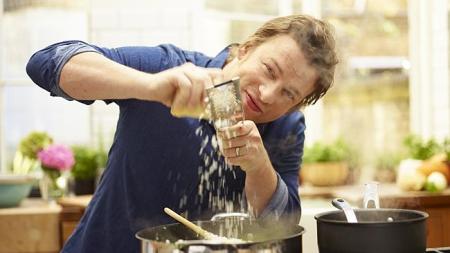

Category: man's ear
[238, 44, 251, 60]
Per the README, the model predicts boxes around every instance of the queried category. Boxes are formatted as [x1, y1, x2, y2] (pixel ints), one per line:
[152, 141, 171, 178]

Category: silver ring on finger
[235, 147, 240, 157]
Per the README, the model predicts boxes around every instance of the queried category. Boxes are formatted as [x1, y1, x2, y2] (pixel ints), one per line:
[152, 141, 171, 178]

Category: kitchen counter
[0, 199, 62, 253]
[299, 198, 335, 253]
[57, 195, 91, 243]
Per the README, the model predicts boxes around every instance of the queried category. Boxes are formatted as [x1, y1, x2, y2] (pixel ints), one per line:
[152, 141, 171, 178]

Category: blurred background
[1, 0, 450, 252]
[1, 0, 448, 182]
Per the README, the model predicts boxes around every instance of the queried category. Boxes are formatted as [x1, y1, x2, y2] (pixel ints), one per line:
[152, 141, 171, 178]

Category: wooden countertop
[0, 198, 62, 215]
[57, 195, 92, 224]
[0, 198, 62, 253]
[58, 195, 92, 208]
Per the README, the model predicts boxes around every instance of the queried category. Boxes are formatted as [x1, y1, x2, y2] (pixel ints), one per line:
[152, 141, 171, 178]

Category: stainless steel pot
[136, 213, 304, 253]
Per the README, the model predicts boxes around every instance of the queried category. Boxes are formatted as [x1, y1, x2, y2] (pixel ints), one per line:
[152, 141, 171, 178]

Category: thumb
[207, 68, 224, 88]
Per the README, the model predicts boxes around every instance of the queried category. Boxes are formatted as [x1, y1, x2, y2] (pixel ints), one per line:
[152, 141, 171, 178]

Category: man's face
[224, 34, 318, 123]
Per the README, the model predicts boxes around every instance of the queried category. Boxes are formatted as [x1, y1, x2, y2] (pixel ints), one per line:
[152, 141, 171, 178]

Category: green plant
[303, 139, 351, 164]
[443, 138, 450, 161]
[19, 131, 53, 159]
[403, 135, 440, 160]
[375, 152, 402, 171]
[71, 146, 98, 180]
[11, 151, 39, 175]
[96, 149, 108, 169]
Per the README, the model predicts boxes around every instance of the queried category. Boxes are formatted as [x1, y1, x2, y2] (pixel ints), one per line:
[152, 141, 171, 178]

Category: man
[26, 15, 338, 252]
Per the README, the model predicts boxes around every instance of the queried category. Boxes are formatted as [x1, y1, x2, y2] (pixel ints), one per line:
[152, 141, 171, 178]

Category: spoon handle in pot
[332, 198, 358, 223]
[164, 207, 215, 239]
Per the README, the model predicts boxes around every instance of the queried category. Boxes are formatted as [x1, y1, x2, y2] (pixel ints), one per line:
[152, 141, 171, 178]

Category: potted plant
[19, 131, 53, 160]
[300, 139, 352, 186]
[18, 131, 53, 197]
[71, 146, 99, 195]
[38, 144, 75, 201]
[374, 152, 402, 183]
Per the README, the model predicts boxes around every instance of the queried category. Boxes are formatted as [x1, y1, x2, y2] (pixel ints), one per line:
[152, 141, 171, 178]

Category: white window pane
[2, 83, 90, 164]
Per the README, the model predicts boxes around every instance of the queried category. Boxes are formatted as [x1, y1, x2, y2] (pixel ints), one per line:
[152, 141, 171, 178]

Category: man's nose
[259, 82, 279, 104]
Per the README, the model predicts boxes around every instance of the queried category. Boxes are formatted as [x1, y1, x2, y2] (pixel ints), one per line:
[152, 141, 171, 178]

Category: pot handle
[211, 212, 250, 221]
[332, 198, 358, 223]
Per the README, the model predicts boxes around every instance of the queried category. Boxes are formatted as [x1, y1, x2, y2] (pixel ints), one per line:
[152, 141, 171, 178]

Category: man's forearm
[59, 52, 156, 101]
[244, 164, 278, 215]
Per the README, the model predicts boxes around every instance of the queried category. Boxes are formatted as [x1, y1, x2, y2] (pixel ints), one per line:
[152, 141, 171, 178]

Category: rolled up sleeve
[26, 40, 99, 101]
[258, 172, 289, 219]
[245, 112, 305, 223]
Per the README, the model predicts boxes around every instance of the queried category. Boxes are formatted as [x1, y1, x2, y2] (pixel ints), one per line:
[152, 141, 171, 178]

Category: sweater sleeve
[257, 112, 305, 223]
[26, 40, 188, 105]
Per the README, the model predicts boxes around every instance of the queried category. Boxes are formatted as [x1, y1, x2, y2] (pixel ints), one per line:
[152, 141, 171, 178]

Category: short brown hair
[229, 15, 338, 107]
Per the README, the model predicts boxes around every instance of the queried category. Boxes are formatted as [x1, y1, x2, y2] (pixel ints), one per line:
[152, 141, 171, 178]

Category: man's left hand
[217, 120, 272, 172]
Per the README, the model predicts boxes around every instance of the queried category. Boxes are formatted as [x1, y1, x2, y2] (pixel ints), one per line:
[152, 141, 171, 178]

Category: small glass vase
[40, 167, 67, 202]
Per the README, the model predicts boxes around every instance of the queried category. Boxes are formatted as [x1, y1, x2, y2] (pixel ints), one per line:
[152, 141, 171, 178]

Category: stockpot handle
[211, 212, 250, 221]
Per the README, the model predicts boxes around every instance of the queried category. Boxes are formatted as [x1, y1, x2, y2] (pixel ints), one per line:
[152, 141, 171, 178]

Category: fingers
[182, 64, 224, 105]
[181, 63, 212, 106]
[215, 121, 269, 171]
[207, 68, 224, 87]
[171, 73, 194, 111]
[217, 121, 251, 139]
[216, 120, 256, 159]
[223, 144, 249, 158]
[171, 63, 224, 117]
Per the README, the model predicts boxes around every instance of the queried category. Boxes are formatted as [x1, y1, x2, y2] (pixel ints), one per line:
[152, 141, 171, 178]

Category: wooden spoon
[164, 207, 216, 239]
[164, 207, 246, 243]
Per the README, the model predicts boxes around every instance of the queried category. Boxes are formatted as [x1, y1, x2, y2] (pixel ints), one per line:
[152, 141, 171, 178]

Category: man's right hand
[60, 52, 222, 117]
[145, 63, 223, 118]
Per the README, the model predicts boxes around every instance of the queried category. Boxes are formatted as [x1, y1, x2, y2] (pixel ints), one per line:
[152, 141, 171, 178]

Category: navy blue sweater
[26, 41, 304, 253]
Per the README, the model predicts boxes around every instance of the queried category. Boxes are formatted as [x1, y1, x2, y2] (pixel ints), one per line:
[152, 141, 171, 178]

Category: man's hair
[229, 15, 338, 108]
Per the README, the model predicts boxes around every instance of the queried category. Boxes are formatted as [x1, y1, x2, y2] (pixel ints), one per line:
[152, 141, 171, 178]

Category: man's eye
[283, 90, 295, 100]
[264, 63, 276, 79]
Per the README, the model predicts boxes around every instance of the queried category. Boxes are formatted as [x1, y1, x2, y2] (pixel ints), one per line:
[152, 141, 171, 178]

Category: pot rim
[135, 222, 306, 246]
[314, 208, 429, 225]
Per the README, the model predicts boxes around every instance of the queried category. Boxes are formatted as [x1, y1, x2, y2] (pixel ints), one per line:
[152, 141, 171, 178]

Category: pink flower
[38, 144, 75, 171]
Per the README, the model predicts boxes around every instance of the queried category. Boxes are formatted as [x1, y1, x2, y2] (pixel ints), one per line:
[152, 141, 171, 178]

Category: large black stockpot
[315, 208, 428, 253]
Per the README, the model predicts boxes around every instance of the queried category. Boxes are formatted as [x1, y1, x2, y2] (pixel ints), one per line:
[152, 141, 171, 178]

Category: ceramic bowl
[0, 174, 36, 208]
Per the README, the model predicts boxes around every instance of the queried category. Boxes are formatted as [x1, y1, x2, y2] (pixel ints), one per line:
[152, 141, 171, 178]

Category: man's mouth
[245, 92, 262, 113]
